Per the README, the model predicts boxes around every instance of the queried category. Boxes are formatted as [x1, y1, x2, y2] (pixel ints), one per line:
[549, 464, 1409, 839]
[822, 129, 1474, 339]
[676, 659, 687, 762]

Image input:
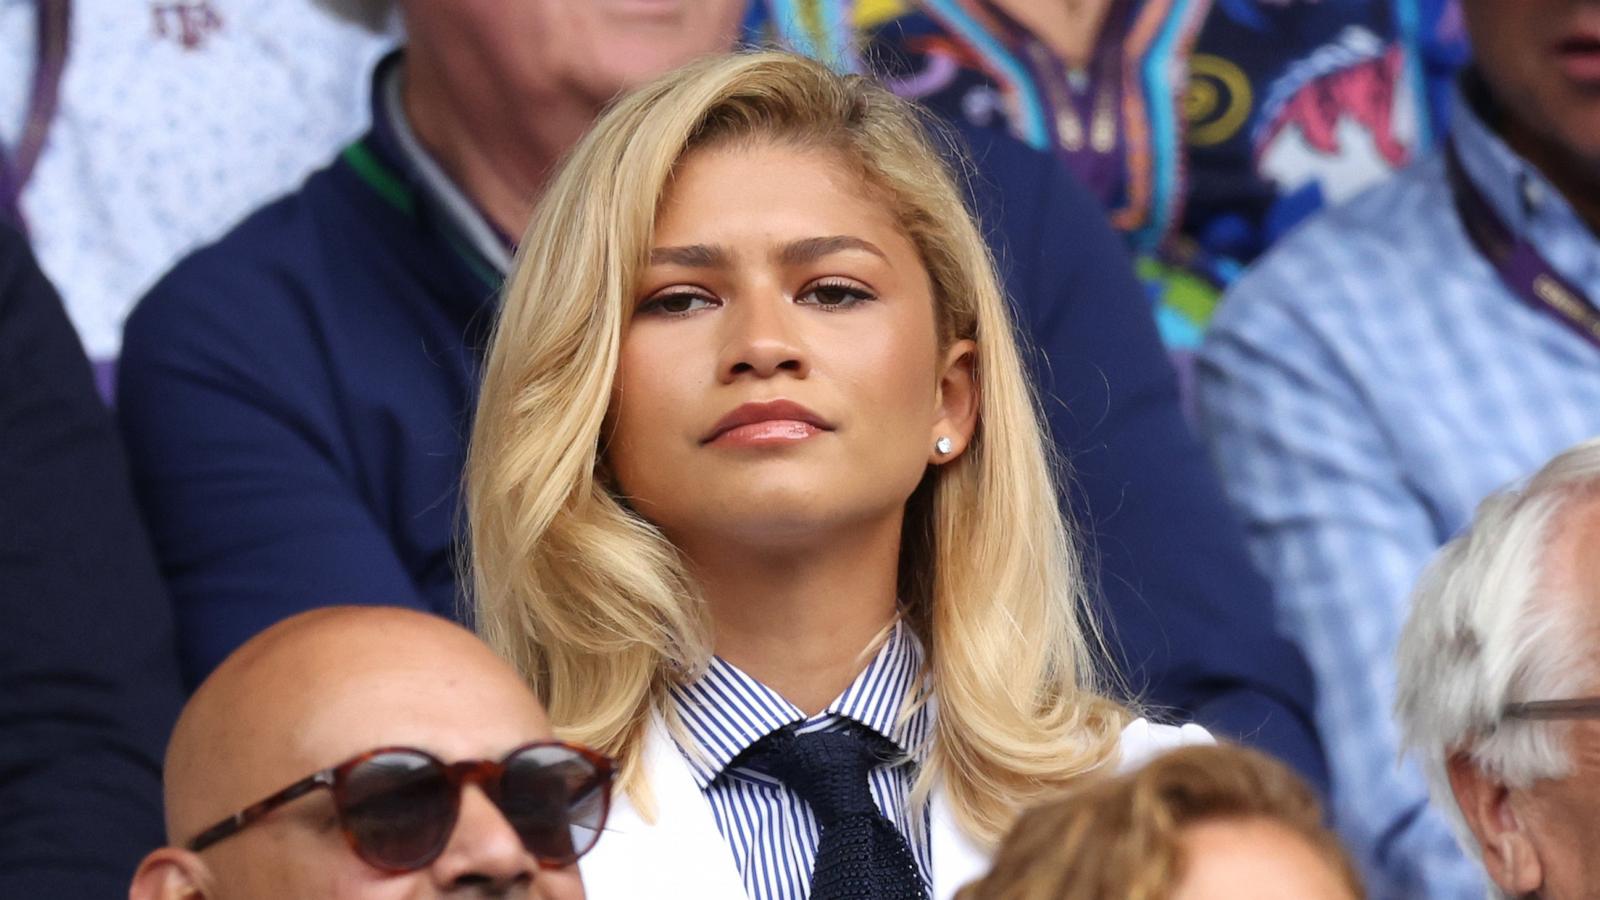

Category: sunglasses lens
[341, 751, 456, 871]
[500, 745, 611, 865]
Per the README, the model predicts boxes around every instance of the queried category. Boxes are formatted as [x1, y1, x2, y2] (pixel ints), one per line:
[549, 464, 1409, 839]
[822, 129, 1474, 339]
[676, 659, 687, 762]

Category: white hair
[1395, 437, 1600, 871]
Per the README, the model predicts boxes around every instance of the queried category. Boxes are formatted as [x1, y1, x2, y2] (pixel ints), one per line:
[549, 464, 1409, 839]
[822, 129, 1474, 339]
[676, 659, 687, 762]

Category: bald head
[135, 607, 586, 899]
[164, 606, 550, 844]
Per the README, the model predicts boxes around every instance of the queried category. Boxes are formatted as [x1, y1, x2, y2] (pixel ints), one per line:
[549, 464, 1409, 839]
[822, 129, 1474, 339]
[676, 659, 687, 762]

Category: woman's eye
[798, 282, 875, 308]
[639, 291, 718, 316]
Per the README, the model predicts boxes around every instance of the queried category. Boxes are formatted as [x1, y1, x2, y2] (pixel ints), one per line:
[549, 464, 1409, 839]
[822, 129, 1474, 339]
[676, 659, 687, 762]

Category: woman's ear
[929, 339, 978, 464]
[128, 847, 215, 900]
[1447, 752, 1543, 895]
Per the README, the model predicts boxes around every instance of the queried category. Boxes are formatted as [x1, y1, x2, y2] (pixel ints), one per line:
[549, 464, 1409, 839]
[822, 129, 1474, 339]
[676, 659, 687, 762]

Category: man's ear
[929, 339, 978, 464]
[129, 847, 215, 900]
[1447, 752, 1543, 895]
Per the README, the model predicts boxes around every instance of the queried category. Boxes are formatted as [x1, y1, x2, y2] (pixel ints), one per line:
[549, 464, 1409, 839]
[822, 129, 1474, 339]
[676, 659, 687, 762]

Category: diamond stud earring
[935, 436, 954, 455]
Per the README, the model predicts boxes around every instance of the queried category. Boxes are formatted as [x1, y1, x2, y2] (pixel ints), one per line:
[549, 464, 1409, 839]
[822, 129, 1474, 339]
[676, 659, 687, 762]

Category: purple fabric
[92, 357, 116, 405]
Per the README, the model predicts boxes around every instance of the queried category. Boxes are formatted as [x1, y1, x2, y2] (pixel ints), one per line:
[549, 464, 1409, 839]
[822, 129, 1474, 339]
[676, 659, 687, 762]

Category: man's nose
[428, 785, 538, 892]
[718, 289, 809, 382]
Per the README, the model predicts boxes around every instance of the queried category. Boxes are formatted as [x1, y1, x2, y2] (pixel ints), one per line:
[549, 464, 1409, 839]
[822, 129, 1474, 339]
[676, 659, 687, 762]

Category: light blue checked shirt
[1197, 85, 1600, 900]
[668, 621, 933, 900]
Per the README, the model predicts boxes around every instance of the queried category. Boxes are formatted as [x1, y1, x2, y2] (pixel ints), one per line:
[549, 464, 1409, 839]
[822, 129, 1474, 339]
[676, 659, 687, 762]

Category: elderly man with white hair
[1397, 437, 1600, 899]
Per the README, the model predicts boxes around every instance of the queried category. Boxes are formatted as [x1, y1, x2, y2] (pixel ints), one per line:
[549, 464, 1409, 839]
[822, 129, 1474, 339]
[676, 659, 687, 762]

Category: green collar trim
[341, 137, 501, 292]
[341, 140, 416, 217]
[445, 230, 503, 291]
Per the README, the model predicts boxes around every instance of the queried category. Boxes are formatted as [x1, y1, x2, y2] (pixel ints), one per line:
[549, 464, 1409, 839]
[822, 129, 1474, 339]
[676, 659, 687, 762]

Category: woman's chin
[668, 494, 904, 554]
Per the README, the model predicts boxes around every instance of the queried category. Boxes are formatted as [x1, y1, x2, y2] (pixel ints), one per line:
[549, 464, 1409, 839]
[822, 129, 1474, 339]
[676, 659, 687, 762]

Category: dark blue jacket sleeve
[116, 205, 429, 687]
[0, 225, 183, 896]
[955, 129, 1329, 791]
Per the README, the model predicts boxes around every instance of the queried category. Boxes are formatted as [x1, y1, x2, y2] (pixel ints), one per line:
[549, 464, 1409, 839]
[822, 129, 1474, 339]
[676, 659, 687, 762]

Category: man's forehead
[1545, 495, 1600, 693]
[284, 658, 549, 765]
[246, 624, 543, 748]
[1558, 495, 1600, 615]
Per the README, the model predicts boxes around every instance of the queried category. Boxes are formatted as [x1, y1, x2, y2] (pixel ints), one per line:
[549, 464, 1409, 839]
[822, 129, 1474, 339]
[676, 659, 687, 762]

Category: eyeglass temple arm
[1502, 697, 1600, 720]
[187, 770, 335, 852]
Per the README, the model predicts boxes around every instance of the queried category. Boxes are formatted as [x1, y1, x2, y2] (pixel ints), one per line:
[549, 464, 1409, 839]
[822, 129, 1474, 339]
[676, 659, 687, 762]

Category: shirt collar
[376, 55, 515, 277]
[668, 620, 931, 790]
[1449, 71, 1589, 246]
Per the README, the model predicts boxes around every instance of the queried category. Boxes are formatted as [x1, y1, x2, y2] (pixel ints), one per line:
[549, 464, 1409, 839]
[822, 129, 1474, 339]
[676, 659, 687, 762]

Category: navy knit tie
[740, 725, 928, 900]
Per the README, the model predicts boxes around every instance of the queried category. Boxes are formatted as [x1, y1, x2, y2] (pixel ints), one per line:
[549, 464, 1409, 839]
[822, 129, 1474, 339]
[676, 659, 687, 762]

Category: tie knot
[741, 725, 899, 827]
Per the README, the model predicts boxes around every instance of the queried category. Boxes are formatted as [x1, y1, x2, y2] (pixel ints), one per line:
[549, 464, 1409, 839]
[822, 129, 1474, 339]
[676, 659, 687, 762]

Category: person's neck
[987, 0, 1114, 69]
[400, 52, 603, 240]
[682, 516, 905, 716]
[1500, 111, 1600, 238]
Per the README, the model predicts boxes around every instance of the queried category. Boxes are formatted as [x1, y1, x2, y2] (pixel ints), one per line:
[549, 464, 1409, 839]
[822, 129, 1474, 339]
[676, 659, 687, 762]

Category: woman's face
[606, 142, 976, 555]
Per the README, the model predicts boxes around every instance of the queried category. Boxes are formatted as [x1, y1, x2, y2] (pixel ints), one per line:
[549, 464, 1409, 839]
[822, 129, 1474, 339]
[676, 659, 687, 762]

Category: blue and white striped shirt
[1198, 87, 1600, 900]
[668, 621, 933, 900]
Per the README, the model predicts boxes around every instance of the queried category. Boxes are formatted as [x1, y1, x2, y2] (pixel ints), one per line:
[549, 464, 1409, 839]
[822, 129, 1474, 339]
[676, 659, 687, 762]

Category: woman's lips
[707, 420, 824, 447]
[703, 400, 834, 446]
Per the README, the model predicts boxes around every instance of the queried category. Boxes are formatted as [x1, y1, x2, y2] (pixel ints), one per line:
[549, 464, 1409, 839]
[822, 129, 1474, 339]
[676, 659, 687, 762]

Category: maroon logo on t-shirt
[152, 1, 224, 50]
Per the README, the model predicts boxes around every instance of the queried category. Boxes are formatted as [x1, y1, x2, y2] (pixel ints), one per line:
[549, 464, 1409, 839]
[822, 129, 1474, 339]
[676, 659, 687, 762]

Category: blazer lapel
[579, 717, 751, 899]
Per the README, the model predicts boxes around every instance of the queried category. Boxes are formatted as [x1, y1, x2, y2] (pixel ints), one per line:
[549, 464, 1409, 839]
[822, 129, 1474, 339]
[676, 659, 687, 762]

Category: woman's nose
[718, 290, 809, 382]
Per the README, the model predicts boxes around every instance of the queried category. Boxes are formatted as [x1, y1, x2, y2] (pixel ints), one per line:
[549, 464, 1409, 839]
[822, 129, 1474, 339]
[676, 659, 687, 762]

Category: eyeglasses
[187, 741, 616, 872]
[1502, 697, 1600, 721]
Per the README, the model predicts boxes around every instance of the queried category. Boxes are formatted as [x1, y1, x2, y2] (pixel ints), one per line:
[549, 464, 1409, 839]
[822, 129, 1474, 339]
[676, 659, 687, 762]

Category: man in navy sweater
[117, 4, 1328, 789]
[0, 224, 184, 896]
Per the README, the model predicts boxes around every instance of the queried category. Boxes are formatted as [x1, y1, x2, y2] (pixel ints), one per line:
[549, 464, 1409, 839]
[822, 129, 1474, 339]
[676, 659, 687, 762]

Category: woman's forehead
[650, 144, 919, 260]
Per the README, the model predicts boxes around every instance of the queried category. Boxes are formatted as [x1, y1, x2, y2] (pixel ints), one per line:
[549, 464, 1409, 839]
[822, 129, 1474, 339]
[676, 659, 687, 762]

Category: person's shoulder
[0, 222, 28, 273]
[1114, 717, 1215, 774]
[123, 159, 367, 350]
[0, 224, 80, 376]
[0, 223, 44, 315]
[1211, 156, 1454, 336]
[947, 126, 1122, 301]
[1293, 155, 1451, 254]
[151, 160, 354, 295]
[1236, 155, 1452, 292]
[953, 125, 1099, 223]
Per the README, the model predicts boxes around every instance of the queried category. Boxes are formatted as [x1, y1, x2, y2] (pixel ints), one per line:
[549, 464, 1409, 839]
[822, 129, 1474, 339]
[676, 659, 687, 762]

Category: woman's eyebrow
[647, 236, 888, 269]
[777, 235, 888, 266]
[649, 244, 730, 268]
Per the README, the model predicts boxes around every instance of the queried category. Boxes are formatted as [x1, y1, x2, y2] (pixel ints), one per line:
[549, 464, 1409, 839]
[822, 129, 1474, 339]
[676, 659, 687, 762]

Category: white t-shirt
[0, 0, 397, 361]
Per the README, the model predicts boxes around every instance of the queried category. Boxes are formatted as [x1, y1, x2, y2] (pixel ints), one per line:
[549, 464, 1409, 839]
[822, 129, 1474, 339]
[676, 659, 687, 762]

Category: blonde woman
[466, 51, 1209, 900]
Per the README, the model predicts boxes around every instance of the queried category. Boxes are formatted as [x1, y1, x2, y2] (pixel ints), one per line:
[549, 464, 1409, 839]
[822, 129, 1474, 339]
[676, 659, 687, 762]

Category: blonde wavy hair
[466, 50, 1127, 845]
[955, 745, 1364, 900]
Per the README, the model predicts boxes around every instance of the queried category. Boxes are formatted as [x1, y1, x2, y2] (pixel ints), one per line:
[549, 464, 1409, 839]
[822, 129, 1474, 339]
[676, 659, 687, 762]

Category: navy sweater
[0, 225, 183, 896]
[118, 95, 1328, 790]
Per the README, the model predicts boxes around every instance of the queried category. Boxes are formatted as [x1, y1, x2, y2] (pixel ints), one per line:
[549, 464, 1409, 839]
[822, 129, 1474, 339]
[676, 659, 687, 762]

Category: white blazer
[579, 715, 1212, 900]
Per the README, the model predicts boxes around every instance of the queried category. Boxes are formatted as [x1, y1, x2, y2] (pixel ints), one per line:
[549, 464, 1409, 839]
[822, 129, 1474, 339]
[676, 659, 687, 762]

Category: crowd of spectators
[2, 1, 1598, 898]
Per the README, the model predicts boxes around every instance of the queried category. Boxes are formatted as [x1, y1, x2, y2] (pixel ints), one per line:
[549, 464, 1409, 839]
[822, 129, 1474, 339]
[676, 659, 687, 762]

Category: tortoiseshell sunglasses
[188, 741, 615, 872]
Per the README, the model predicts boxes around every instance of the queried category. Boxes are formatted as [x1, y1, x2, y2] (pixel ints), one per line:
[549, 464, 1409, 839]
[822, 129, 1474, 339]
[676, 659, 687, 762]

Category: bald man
[130, 607, 603, 899]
